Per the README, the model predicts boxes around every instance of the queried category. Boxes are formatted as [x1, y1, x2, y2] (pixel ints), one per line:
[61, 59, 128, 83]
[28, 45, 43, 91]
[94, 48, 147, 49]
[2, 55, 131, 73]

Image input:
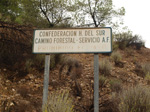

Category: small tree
[39, 0, 74, 28]
[75, 0, 125, 27]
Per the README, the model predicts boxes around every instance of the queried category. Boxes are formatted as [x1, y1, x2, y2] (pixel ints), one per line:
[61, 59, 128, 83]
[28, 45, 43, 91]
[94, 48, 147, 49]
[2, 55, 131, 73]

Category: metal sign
[33, 27, 112, 112]
[33, 28, 112, 53]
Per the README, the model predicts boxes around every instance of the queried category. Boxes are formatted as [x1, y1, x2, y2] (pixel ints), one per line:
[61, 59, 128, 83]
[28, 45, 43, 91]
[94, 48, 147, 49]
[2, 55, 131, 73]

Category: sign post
[33, 28, 112, 111]
[94, 53, 99, 112]
[42, 54, 50, 110]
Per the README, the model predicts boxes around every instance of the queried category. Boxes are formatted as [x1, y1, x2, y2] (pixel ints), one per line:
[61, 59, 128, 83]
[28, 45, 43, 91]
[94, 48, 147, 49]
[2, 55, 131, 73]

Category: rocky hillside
[0, 46, 150, 112]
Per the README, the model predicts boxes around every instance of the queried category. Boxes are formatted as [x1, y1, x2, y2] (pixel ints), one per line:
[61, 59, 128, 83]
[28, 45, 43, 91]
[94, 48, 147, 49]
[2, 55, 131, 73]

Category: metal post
[94, 53, 99, 112]
[42, 54, 50, 110]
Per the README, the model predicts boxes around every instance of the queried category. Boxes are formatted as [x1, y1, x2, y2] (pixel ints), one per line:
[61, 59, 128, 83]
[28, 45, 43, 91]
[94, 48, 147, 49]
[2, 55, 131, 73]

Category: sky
[113, 0, 150, 48]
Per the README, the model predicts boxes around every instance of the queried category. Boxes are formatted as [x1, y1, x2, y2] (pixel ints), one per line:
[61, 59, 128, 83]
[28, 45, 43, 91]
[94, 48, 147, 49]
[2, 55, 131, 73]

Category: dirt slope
[0, 47, 150, 112]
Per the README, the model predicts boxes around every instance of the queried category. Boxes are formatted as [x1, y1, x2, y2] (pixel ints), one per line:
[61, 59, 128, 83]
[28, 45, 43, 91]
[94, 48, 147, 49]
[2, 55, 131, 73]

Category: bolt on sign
[33, 28, 112, 53]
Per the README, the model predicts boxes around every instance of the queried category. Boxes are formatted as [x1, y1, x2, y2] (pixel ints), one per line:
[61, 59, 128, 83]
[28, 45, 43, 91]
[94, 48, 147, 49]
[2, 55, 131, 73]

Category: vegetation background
[0, 0, 150, 112]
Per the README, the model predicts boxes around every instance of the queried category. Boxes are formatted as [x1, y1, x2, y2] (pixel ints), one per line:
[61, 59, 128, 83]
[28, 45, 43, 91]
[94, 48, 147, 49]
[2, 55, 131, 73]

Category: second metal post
[94, 53, 99, 112]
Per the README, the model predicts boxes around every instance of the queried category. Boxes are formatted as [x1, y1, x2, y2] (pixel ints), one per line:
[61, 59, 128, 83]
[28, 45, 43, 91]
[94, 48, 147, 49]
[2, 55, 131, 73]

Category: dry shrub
[59, 56, 82, 98]
[112, 42, 119, 51]
[17, 85, 30, 98]
[13, 100, 32, 112]
[12, 97, 42, 112]
[100, 98, 120, 112]
[132, 57, 137, 64]
[145, 74, 150, 84]
[119, 85, 150, 112]
[0, 42, 25, 65]
[1, 98, 36, 112]
[25, 54, 62, 73]
[43, 89, 75, 112]
[0, 99, 12, 112]
[142, 63, 150, 76]
[109, 79, 122, 93]
[111, 51, 122, 65]
[99, 75, 107, 88]
[134, 62, 150, 78]
[0, 21, 32, 67]
[99, 59, 112, 76]
[59, 56, 82, 80]
[134, 63, 145, 78]
[71, 80, 82, 97]
[126, 48, 134, 57]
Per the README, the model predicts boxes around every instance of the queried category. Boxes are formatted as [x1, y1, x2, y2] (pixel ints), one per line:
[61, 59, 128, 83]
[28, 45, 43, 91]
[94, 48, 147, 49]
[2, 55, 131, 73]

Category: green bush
[0, 41, 27, 66]
[129, 35, 145, 50]
[115, 32, 132, 50]
[25, 54, 62, 73]
[119, 85, 150, 112]
[114, 32, 144, 50]
[113, 42, 119, 51]
[99, 59, 112, 76]
[111, 51, 122, 65]
[24, 54, 45, 72]
[43, 90, 75, 112]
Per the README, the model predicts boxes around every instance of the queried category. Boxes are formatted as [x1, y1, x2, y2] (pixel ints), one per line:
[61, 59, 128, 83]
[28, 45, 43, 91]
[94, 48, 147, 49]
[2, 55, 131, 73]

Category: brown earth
[0, 47, 150, 112]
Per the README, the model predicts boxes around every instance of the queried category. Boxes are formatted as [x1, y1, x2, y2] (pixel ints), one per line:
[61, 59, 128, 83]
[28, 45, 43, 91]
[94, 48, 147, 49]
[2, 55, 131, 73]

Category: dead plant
[59, 56, 82, 80]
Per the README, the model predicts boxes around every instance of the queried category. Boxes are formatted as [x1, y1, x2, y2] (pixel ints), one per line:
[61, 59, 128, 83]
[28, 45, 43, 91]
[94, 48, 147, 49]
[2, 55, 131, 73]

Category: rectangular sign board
[33, 27, 112, 53]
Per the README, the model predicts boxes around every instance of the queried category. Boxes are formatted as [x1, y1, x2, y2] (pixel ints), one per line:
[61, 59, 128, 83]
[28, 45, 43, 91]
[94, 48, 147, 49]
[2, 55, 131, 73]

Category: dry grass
[119, 85, 150, 112]
[109, 79, 122, 93]
[99, 75, 107, 88]
[111, 51, 122, 65]
[99, 59, 112, 76]
[142, 63, 150, 76]
[43, 89, 75, 112]
[59, 56, 82, 80]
